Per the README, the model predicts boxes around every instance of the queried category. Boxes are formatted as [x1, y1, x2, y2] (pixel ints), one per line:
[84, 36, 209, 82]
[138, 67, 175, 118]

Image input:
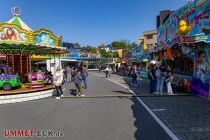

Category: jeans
[55, 86, 63, 97]
[132, 77, 137, 84]
[83, 76, 87, 89]
[157, 77, 165, 94]
[167, 82, 173, 94]
[150, 79, 156, 93]
[75, 83, 83, 95]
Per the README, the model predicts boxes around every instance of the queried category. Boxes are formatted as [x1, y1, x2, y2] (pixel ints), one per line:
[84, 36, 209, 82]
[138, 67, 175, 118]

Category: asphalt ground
[91, 71, 210, 140]
[0, 74, 171, 140]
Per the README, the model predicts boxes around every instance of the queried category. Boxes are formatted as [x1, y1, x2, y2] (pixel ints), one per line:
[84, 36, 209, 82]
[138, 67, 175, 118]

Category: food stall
[157, 0, 210, 98]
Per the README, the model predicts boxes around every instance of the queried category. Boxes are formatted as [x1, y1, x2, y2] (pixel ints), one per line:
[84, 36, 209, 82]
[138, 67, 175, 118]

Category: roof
[7, 16, 33, 31]
[143, 30, 157, 35]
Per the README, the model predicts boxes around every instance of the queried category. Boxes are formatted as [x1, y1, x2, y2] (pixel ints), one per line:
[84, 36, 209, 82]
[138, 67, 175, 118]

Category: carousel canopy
[7, 16, 32, 31]
[0, 9, 67, 55]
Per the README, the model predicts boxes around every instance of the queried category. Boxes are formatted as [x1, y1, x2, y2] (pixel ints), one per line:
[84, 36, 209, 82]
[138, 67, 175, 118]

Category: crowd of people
[53, 64, 89, 99]
[148, 62, 173, 95]
[52, 61, 173, 99]
[102, 62, 173, 95]
[103, 64, 142, 87]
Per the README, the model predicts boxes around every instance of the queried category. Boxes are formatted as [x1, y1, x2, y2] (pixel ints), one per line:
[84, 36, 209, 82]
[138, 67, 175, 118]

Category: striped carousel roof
[7, 16, 33, 31]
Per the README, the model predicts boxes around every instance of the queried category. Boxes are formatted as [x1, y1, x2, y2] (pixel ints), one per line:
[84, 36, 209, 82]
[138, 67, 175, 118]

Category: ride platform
[0, 84, 55, 104]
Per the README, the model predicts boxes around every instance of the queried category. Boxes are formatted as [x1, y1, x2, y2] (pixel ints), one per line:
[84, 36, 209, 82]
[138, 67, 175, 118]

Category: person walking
[131, 67, 138, 86]
[82, 65, 88, 89]
[66, 66, 72, 83]
[148, 64, 156, 93]
[53, 67, 64, 99]
[136, 69, 142, 88]
[74, 68, 85, 97]
[63, 68, 67, 83]
[155, 63, 161, 95]
[105, 66, 109, 78]
[71, 67, 76, 82]
[158, 63, 167, 95]
[166, 65, 173, 95]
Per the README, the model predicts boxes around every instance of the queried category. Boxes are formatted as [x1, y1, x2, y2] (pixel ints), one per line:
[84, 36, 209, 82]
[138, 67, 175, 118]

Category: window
[146, 34, 153, 39]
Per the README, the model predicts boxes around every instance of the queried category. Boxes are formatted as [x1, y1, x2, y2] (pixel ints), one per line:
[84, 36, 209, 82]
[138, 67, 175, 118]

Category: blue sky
[0, 0, 187, 47]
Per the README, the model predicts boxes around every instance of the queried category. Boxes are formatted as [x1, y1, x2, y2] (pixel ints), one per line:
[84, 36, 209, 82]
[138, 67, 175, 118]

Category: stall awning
[0, 43, 67, 55]
[35, 58, 77, 64]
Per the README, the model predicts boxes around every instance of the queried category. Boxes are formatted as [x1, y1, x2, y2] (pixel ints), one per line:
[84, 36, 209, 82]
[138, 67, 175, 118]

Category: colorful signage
[157, 0, 209, 45]
[34, 32, 55, 46]
[167, 34, 210, 47]
[0, 27, 27, 41]
[0, 23, 31, 43]
[0, 23, 62, 47]
[33, 29, 58, 47]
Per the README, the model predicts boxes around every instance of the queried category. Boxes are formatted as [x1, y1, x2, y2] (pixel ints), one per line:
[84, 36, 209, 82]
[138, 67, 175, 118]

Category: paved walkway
[0, 74, 171, 140]
[91, 71, 210, 140]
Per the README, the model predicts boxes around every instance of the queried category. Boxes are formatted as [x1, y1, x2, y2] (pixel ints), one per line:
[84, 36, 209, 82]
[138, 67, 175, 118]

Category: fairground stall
[0, 8, 66, 104]
[157, 0, 210, 98]
[129, 45, 151, 78]
[62, 47, 101, 68]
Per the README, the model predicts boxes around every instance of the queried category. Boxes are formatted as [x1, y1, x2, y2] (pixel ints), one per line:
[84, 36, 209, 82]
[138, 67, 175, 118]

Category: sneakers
[55, 97, 61, 99]
[61, 95, 64, 97]
[76, 94, 79, 97]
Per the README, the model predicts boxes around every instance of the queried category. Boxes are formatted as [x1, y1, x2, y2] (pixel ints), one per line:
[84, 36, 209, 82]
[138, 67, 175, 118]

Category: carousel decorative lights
[0, 7, 67, 92]
[0, 7, 66, 78]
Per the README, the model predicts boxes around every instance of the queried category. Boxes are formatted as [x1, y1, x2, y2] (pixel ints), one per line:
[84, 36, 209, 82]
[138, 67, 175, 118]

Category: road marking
[152, 109, 166, 112]
[91, 72, 179, 140]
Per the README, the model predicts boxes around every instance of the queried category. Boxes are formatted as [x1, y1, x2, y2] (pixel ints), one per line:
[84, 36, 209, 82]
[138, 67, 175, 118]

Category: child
[166, 72, 173, 95]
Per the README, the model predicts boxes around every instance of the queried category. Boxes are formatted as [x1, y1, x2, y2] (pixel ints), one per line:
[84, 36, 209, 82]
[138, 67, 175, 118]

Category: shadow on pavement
[112, 90, 133, 95]
[128, 97, 171, 140]
[123, 77, 151, 95]
[69, 89, 77, 96]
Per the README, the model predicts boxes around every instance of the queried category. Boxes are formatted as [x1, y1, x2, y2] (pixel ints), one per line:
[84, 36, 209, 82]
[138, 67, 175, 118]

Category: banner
[117, 49, 123, 58]
[167, 34, 209, 47]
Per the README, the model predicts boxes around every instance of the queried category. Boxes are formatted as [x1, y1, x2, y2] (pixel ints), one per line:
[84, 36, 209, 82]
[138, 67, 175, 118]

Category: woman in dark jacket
[148, 64, 156, 93]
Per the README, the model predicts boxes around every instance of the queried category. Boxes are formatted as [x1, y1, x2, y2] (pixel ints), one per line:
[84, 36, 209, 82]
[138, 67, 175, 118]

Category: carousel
[0, 7, 67, 104]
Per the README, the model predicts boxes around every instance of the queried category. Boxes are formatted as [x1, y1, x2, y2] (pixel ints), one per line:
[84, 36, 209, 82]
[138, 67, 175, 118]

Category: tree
[111, 41, 127, 50]
[99, 49, 111, 58]
[112, 52, 119, 58]
[90, 47, 97, 54]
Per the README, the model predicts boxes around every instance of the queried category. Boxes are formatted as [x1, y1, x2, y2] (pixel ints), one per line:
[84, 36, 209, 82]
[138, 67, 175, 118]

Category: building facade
[138, 30, 157, 46]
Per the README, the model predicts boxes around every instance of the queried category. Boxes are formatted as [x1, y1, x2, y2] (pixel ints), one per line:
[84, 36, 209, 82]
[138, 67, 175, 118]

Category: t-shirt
[74, 72, 82, 84]
[160, 66, 166, 77]
[82, 68, 88, 77]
